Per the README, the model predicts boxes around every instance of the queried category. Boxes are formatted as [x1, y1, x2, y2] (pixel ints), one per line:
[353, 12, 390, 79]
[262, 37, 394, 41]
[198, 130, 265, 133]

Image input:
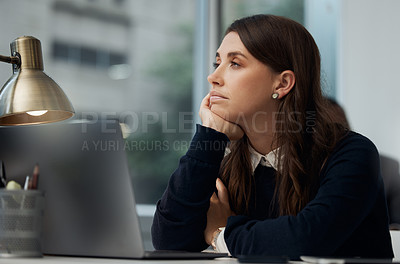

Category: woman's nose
[207, 69, 223, 87]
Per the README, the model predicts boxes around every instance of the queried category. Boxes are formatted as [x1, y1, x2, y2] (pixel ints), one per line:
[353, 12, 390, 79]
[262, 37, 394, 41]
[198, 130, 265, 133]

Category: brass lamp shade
[0, 36, 74, 125]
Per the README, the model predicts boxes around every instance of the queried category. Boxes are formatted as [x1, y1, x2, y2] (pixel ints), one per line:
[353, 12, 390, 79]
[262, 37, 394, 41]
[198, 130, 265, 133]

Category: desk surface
[0, 256, 239, 264]
[0, 256, 302, 264]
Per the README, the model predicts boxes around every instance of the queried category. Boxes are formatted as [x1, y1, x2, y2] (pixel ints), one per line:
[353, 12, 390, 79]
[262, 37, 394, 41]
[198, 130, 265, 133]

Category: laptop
[0, 119, 227, 259]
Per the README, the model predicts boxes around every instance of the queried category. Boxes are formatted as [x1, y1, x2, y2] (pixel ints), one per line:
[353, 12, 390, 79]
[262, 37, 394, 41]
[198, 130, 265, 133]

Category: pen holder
[0, 190, 45, 257]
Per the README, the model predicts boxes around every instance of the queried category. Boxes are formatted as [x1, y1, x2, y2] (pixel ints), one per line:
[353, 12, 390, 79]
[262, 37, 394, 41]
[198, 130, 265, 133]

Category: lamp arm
[0, 54, 20, 66]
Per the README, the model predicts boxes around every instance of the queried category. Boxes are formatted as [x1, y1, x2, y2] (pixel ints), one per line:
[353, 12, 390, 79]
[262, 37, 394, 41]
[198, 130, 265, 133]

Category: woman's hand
[204, 178, 235, 246]
[199, 93, 244, 141]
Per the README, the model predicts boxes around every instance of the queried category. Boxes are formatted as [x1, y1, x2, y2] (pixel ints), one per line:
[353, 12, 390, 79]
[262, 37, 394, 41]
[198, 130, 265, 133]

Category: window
[221, 0, 304, 29]
[0, 0, 196, 207]
[52, 41, 127, 69]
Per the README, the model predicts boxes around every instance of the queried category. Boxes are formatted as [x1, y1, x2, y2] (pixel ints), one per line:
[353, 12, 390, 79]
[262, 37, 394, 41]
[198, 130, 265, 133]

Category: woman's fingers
[199, 93, 244, 140]
[200, 92, 211, 108]
[216, 178, 230, 206]
[210, 191, 218, 203]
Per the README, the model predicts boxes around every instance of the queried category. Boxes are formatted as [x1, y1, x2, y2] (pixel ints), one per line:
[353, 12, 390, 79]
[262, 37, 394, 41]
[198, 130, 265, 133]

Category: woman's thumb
[216, 178, 229, 205]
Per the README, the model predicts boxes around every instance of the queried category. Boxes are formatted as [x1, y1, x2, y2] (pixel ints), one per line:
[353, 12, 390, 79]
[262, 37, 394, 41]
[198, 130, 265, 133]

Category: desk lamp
[0, 36, 74, 125]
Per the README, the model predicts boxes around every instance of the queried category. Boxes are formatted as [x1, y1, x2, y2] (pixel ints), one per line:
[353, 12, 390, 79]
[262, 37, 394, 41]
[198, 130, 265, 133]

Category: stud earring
[272, 93, 279, 99]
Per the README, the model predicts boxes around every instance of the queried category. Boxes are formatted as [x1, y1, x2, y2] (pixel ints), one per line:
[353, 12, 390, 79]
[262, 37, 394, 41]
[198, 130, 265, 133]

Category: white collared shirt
[215, 146, 279, 254]
[248, 145, 279, 172]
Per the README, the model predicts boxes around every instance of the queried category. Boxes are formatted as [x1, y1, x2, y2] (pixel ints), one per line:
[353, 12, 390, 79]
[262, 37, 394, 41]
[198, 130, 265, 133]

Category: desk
[0, 256, 302, 264]
[0, 256, 237, 264]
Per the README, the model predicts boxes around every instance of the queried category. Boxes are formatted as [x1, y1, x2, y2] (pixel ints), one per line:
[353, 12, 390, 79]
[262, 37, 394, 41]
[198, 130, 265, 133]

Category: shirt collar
[248, 145, 279, 172]
[224, 144, 279, 173]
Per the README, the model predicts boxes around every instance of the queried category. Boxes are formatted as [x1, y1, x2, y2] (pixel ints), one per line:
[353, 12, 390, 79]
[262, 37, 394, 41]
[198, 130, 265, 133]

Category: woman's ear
[274, 70, 295, 99]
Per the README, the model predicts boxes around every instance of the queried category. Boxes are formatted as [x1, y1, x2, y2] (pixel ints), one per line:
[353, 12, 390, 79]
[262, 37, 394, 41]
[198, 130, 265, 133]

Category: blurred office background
[1, 0, 399, 249]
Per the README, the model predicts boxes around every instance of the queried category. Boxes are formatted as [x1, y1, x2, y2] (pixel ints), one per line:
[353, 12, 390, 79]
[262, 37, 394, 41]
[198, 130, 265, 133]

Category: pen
[24, 175, 31, 190]
[0, 160, 6, 188]
[32, 164, 39, 189]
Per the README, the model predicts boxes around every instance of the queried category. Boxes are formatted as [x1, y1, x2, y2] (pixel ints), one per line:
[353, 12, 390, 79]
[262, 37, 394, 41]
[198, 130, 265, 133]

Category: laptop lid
[0, 120, 146, 258]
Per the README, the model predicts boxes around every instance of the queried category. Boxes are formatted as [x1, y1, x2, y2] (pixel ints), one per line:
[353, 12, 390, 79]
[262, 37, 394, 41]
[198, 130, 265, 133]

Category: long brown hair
[219, 15, 348, 216]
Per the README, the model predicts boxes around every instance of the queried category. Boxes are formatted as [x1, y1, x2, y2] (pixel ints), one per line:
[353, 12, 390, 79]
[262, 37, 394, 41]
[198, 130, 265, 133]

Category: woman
[151, 14, 393, 259]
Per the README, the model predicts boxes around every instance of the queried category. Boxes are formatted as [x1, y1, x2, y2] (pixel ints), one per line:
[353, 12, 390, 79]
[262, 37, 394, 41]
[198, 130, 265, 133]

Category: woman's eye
[212, 61, 240, 69]
[230, 61, 240, 68]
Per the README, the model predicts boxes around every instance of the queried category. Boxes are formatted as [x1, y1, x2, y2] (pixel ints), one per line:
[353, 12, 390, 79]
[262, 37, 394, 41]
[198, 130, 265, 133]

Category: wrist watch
[211, 227, 224, 250]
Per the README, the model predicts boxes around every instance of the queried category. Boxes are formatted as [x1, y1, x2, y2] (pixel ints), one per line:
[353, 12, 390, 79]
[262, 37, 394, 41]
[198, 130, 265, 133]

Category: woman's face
[207, 32, 279, 130]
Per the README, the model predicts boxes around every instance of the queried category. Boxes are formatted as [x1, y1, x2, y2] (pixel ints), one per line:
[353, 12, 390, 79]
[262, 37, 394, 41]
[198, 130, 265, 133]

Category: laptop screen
[0, 120, 145, 258]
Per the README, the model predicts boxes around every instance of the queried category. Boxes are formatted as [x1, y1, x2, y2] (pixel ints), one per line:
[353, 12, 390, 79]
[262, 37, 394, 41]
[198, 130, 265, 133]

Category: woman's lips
[210, 92, 227, 104]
